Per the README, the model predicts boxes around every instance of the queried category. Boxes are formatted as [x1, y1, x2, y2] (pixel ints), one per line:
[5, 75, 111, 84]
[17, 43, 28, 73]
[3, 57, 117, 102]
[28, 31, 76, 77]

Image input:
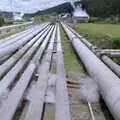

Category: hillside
[24, 2, 74, 18]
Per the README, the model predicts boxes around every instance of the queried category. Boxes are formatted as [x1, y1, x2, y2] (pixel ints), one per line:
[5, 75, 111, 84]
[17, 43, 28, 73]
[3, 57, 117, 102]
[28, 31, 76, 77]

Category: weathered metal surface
[0, 24, 48, 58]
[55, 24, 70, 120]
[0, 24, 43, 45]
[0, 63, 35, 120]
[0, 25, 52, 99]
[24, 25, 56, 120]
[0, 27, 35, 48]
[0, 25, 51, 77]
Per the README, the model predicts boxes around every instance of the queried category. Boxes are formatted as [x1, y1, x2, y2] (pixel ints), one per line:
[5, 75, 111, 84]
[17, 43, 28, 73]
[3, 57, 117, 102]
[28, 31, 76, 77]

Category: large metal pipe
[0, 27, 38, 48]
[0, 22, 32, 35]
[0, 23, 49, 47]
[101, 55, 120, 78]
[0, 24, 48, 48]
[62, 22, 120, 120]
[94, 49, 120, 57]
[0, 26, 53, 97]
[0, 24, 43, 45]
[55, 24, 70, 120]
[0, 24, 48, 58]
[0, 22, 32, 31]
[103, 52, 120, 57]
[97, 51, 120, 78]
[66, 23, 120, 81]
[95, 49, 120, 53]
[24, 25, 56, 120]
[0, 25, 51, 77]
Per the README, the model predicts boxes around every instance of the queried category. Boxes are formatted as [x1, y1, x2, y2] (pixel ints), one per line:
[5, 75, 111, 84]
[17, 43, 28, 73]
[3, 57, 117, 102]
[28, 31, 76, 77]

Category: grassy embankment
[74, 23, 120, 49]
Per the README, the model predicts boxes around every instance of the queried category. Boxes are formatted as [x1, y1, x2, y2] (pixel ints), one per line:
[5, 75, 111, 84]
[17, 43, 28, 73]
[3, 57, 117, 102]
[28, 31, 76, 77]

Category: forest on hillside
[82, 0, 120, 18]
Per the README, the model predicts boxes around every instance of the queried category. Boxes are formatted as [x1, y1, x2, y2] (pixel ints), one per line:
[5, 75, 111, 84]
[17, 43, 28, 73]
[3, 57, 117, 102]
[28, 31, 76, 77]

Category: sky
[0, 0, 78, 13]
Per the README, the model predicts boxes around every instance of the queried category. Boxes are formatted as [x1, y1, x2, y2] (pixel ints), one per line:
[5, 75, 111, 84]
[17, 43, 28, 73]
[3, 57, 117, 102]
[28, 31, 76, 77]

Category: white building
[13, 12, 24, 21]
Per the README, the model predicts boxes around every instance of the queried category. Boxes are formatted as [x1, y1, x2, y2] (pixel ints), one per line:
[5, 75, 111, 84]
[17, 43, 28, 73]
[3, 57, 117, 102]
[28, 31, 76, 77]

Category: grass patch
[74, 23, 120, 37]
[74, 23, 120, 49]
[60, 26, 84, 81]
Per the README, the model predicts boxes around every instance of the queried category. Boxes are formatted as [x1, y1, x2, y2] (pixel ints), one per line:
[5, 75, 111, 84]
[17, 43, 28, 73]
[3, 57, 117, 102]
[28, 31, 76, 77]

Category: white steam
[79, 76, 100, 103]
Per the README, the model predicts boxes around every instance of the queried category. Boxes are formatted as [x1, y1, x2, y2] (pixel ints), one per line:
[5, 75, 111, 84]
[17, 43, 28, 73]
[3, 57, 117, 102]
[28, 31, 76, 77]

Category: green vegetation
[82, 0, 120, 18]
[112, 37, 120, 49]
[61, 27, 84, 81]
[33, 16, 43, 24]
[74, 23, 120, 49]
[74, 23, 120, 37]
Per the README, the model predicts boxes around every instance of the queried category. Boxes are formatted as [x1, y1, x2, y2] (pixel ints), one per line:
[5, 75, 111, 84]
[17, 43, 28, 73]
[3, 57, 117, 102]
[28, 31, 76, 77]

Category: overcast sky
[0, 0, 77, 13]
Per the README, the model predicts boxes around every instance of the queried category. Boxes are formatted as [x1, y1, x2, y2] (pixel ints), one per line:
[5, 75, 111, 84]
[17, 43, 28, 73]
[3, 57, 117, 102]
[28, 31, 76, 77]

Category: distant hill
[24, 2, 74, 18]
